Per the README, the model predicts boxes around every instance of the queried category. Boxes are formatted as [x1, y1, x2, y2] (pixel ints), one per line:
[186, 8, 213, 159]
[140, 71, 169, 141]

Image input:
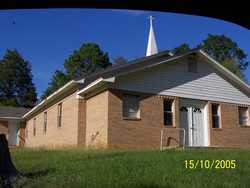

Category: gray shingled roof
[0, 106, 30, 118]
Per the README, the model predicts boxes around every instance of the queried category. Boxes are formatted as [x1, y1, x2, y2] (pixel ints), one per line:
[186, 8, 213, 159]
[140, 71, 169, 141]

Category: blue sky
[0, 9, 249, 97]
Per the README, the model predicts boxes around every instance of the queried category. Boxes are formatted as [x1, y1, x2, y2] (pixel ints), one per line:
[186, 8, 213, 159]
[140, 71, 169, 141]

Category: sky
[0, 9, 249, 97]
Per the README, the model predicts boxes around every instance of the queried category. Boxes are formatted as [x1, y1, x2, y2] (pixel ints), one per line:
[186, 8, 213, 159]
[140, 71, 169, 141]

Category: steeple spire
[146, 16, 158, 56]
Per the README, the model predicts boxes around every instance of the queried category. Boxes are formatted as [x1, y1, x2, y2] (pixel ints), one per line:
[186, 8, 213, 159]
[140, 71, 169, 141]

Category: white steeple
[146, 16, 158, 56]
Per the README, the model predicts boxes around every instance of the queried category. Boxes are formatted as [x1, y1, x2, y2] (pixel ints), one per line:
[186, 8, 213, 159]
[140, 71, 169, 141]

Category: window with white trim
[239, 107, 249, 126]
[164, 100, 173, 126]
[123, 95, 140, 119]
[212, 104, 220, 128]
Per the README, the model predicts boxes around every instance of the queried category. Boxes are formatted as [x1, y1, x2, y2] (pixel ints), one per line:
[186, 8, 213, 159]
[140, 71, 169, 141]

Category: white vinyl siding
[114, 59, 250, 105]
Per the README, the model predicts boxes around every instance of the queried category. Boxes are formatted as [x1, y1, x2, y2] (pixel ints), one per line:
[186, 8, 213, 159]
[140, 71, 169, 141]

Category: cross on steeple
[148, 15, 154, 26]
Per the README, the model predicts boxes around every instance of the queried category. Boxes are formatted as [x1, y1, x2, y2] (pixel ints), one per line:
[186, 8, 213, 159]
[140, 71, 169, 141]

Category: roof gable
[78, 49, 250, 98]
[112, 56, 250, 105]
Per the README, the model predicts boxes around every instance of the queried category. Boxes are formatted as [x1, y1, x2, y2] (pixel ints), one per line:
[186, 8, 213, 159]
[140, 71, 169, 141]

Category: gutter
[0, 117, 23, 120]
[77, 77, 115, 96]
[23, 79, 83, 119]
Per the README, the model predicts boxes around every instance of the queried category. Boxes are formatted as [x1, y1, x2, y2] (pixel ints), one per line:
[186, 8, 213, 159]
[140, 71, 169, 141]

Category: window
[57, 103, 62, 127]
[188, 59, 197, 73]
[33, 118, 36, 136]
[239, 107, 249, 126]
[164, 100, 173, 126]
[123, 95, 140, 119]
[212, 104, 220, 128]
[44, 112, 47, 134]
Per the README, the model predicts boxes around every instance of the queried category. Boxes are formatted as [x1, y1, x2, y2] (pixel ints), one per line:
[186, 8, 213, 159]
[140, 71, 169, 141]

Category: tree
[41, 70, 70, 99]
[198, 34, 248, 80]
[221, 58, 245, 79]
[0, 49, 37, 107]
[113, 56, 127, 66]
[171, 43, 191, 55]
[42, 43, 111, 98]
[64, 43, 111, 79]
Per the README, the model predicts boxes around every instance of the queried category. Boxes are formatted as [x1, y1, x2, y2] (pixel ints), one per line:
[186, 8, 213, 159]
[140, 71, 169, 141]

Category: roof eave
[77, 77, 115, 96]
[23, 80, 80, 119]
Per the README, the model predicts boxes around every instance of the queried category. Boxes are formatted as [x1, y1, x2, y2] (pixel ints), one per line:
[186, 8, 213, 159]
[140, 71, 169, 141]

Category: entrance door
[192, 107, 204, 146]
[180, 99, 207, 147]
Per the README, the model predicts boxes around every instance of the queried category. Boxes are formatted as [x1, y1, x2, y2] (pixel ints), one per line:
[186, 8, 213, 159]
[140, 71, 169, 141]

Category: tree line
[0, 34, 248, 108]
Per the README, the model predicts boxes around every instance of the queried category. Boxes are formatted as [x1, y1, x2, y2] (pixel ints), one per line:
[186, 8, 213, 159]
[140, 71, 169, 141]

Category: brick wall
[23, 87, 250, 149]
[107, 89, 180, 149]
[209, 102, 250, 147]
[77, 98, 86, 146]
[19, 121, 26, 147]
[25, 92, 79, 148]
[85, 91, 109, 148]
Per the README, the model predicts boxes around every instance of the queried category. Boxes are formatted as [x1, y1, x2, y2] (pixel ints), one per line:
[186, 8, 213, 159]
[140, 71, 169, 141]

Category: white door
[192, 107, 204, 146]
[180, 99, 207, 147]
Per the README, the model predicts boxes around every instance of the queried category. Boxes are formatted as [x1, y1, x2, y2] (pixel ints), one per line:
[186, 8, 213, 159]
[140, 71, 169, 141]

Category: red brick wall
[77, 99, 86, 146]
[108, 89, 250, 149]
[209, 102, 250, 148]
[107, 89, 180, 149]
[19, 121, 26, 147]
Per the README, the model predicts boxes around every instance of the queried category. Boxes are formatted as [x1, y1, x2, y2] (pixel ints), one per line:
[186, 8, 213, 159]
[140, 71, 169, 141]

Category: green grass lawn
[6, 148, 250, 188]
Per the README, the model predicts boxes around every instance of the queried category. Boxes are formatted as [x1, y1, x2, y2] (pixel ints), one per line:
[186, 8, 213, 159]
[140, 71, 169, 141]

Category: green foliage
[64, 43, 111, 79]
[221, 58, 245, 80]
[0, 49, 37, 107]
[172, 43, 191, 55]
[198, 34, 249, 80]
[42, 43, 111, 99]
[173, 35, 248, 81]
[41, 70, 70, 99]
[9, 149, 250, 188]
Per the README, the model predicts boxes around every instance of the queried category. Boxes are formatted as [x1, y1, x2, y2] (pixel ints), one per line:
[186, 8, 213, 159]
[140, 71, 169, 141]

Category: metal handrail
[160, 127, 185, 151]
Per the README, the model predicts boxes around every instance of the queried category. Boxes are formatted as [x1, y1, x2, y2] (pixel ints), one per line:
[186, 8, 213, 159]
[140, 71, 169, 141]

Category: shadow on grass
[0, 168, 55, 188]
[21, 168, 56, 179]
